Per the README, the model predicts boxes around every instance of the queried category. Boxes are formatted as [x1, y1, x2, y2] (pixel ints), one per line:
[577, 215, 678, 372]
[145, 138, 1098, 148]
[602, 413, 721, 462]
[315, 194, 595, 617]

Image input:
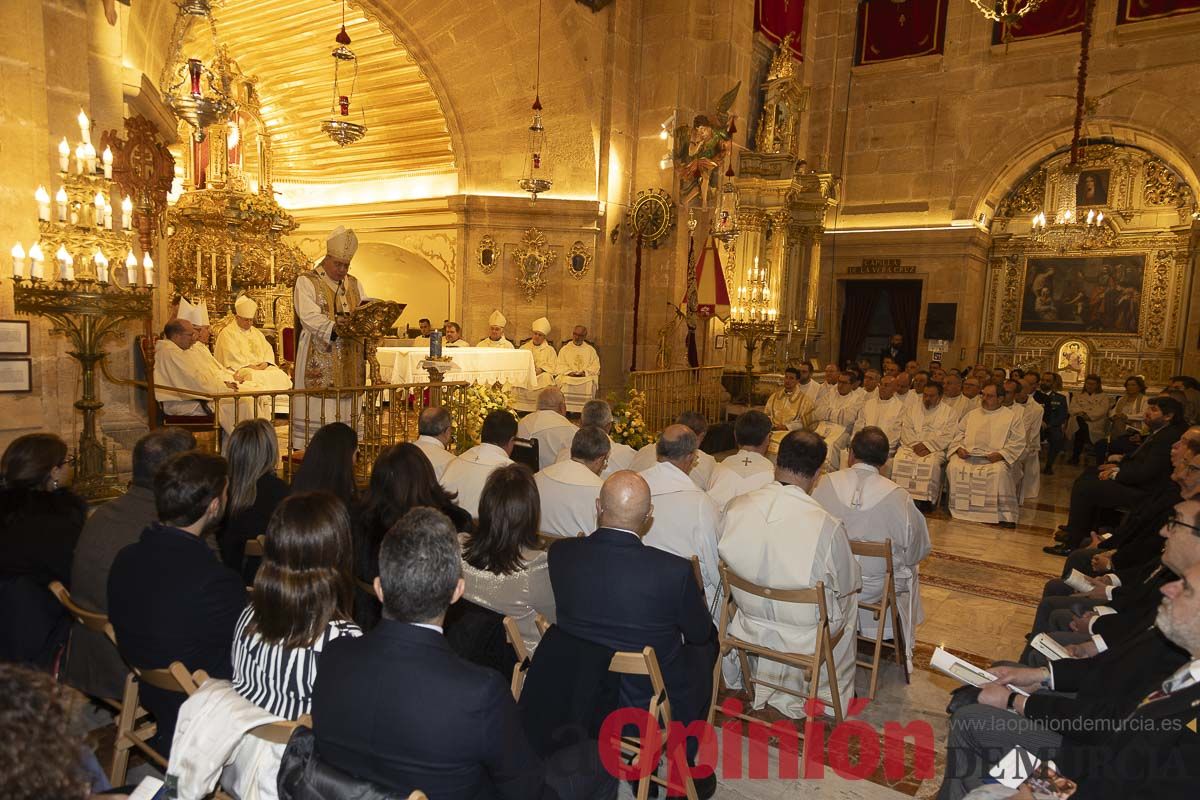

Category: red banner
[1118, 0, 1200, 24]
[993, 0, 1086, 43]
[855, 0, 949, 66]
[755, 0, 805, 58]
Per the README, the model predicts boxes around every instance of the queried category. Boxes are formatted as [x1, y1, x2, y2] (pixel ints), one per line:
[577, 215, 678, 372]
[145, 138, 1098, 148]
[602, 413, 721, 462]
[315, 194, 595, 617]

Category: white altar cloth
[377, 346, 538, 389]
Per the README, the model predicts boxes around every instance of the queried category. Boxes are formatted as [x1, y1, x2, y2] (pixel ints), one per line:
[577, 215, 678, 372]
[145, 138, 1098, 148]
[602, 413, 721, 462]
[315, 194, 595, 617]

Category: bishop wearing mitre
[477, 310, 514, 348]
[292, 226, 368, 449]
[556, 325, 601, 397]
[521, 317, 557, 388]
[946, 383, 1026, 526]
[214, 295, 293, 397]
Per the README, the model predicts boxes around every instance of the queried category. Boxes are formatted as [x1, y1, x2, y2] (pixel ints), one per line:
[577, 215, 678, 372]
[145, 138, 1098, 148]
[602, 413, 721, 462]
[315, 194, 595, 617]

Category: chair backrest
[689, 555, 704, 592]
[720, 564, 829, 621]
[282, 327, 296, 363]
[250, 714, 311, 745]
[848, 538, 895, 573]
[48, 581, 108, 635]
[136, 335, 160, 428]
[510, 437, 540, 473]
[137, 661, 203, 695]
[244, 535, 266, 559]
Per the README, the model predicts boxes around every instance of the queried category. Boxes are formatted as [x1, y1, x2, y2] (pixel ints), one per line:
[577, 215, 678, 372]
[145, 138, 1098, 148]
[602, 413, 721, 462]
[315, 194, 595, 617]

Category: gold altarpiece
[982, 144, 1198, 388]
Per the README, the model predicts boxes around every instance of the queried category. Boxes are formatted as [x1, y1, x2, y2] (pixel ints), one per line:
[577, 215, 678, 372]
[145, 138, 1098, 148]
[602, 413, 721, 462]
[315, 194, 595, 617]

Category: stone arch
[353, 241, 452, 331]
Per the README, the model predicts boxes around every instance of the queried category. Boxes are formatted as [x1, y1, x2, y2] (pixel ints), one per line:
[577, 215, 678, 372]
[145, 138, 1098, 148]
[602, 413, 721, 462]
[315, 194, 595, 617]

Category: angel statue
[674, 83, 740, 210]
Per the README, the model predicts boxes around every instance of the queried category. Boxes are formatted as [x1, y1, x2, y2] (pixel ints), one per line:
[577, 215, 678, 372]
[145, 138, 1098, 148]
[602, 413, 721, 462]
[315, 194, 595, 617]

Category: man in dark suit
[549, 470, 719, 798]
[880, 333, 912, 372]
[106, 451, 245, 755]
[312, 507, 609, 800]
[1050, 396, 1186, 554]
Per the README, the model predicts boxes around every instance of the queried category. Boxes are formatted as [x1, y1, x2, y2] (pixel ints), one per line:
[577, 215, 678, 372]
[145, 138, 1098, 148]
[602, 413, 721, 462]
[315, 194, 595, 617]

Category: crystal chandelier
[518, 0, 552, 200]
[320, 0, 367, 147]
[968, 0, 1046, 25]
[729, 256, 777, 324]
[161, 0, 238, 142]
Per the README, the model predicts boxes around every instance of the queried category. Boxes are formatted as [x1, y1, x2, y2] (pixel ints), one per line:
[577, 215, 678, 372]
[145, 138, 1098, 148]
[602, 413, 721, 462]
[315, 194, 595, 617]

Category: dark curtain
[839, 282, 882, 368]
[856, 0, 949, 65]
[1118, 0, 1200, 25]
[994, 0, 1084, 43]
[887, 281, 922, 362]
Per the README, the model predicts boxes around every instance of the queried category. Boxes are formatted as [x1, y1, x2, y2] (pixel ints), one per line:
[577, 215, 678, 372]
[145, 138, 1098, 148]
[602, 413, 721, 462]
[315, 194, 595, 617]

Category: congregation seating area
[2, 360, 1199, 800]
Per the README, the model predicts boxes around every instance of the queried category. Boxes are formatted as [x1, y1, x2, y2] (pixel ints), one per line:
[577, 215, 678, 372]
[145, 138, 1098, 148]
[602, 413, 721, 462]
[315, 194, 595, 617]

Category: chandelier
[968, 0, 1046, 25]
[729, 256, 777, 325]
[161, 0, 238, 142]
[320, 0, 367, 147]
[518, 0, 552, 200]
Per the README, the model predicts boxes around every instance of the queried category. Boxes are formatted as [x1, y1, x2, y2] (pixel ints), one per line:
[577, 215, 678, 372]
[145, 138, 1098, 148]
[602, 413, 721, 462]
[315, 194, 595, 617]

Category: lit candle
[29, 243, 44, 280]
[103, 196, 113, 230]
[35, 186, 50, 222]
[1096, 212, 1103, 224]
[77, 109, 91, 145]
[55, 186, 68, 222]
[143, 252, 154, 287]
[74, 144, 86, 175]
[125, 251, 137, 285]
[93, 192, 105, 228]
[83, 143, 97, 174]
[195, 247, 202, 286]
[269, 251, 275, 284]
[225, 253, 231, 290]
[56, 245, 74, 281]
[102, 146, 113, 180]
[58, 138, 70, 173]
[11, 243, 25, 279]
[210, 252, 216, 288]
[121, 196, 132, 230]
[94, 250, 109, 284]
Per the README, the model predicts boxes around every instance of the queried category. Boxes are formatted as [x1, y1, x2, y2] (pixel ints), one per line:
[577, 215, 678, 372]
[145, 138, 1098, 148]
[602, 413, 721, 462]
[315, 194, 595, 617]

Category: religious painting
[0, 359, 32, 393]
[1075, 169, 1110, 207]
[1021, 255, 1145, 334]
[1056, 340, 1089, 385]
[0, 321, 30, 355]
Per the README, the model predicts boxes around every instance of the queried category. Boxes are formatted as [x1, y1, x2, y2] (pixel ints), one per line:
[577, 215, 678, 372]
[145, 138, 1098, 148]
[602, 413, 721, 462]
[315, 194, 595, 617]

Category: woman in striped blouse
[232, 491, 361, 719]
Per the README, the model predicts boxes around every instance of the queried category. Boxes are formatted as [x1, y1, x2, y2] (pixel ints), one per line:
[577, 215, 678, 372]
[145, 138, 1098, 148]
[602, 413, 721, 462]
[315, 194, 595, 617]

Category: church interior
[2, 0, 1200, 798]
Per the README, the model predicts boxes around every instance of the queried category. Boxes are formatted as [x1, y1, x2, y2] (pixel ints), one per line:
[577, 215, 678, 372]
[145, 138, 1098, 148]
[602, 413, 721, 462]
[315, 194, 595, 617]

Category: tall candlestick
[11, 244, 25, 279]
[77, 109, 91, 145]
[121, 196, 132, 230]
[58, 138, 70, 173]
[55, 187, 68, 222]
[225, 253, 232, 290]
[269, 251, 276, 284]
[195, 247, 202, 287]
[35, 186, 50, 222]
[30, 243, 44, 280]
[125, 251, 137, 286]
[143, 253, 154, 287]
[210, 252, 216, 288]
[102, 146, 113, 180]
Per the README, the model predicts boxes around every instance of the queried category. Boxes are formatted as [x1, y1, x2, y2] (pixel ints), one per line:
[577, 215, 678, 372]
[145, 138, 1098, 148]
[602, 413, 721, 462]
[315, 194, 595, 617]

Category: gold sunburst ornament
[627, 189, 676, 247]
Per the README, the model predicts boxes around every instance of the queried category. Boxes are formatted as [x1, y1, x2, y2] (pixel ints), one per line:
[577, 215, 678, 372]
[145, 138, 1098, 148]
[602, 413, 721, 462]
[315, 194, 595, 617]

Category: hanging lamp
[320, 0, 367, 146]
[518, 0, 552, 200]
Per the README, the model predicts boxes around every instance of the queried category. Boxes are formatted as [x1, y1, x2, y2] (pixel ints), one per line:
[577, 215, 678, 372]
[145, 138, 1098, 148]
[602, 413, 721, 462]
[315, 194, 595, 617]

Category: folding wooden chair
[48, 581, 122, 709]
[243, 535, 266, 559]
[501, 616, 532, 700]
[849, 539, 909, 698]
[534, 612, 551, 637]
[708, 563, 845, 768]
[606, 646, 699, 800]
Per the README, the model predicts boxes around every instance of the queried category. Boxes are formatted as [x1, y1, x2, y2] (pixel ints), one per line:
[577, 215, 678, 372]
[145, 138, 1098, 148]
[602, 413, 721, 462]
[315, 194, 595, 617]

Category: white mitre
[234, 295, 258, 319]
[489, 309, 507, 328]
[324, 225, 359, 262]
[532, 317, 551, 335]
[177, 296, 209, 326]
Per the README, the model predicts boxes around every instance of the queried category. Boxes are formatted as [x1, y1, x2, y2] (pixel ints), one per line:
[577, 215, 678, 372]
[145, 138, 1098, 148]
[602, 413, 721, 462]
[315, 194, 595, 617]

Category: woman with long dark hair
[291, 422, 358, 508]
[461, 464, 555, 652]
[220, 418, 289, 579]
[232, 491, 360, 719]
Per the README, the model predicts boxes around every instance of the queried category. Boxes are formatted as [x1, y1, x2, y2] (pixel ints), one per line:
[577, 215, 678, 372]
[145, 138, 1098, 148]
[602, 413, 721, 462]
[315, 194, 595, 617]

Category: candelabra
[9, 111, 154, 499]
[726, 256, 781, 403]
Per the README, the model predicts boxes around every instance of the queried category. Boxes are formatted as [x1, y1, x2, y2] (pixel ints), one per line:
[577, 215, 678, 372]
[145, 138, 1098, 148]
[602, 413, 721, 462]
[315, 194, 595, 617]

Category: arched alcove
[353, 242, 451, 332]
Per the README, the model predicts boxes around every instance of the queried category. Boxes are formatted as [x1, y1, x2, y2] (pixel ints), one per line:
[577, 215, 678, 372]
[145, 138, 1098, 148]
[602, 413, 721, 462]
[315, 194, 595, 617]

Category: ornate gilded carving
[1143, 158, 1192, 207]
[512, 228, 555, 302]
[998, 256, 1022, 347]
[566, 240, 592, 279]
[754, 32, 806, 159]
[997, 169, 1045, 219]
[475, 234, 498, 274]
[100, 116, 175, 254]
[1143, 249, 1173, 350]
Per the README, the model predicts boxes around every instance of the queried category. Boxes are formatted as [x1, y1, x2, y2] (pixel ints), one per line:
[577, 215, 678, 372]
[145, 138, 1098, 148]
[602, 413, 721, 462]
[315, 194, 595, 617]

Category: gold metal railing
[629, 365, 725, 434]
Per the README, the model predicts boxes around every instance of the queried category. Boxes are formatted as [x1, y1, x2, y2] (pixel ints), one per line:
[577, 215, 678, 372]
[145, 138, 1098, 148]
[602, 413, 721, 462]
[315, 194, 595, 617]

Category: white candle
[30, 243, 44, 280]
[102, 147, 113, 180]
[225, 253, 231, 290]
[195, 247, 202, 286]
[269, 251, 276, 284]
[210, 252, 216, 288]
[93, 192, 105, 228]
[35, 186, 50, 222]
[103, 200, 113, 230]
[58, 139, 70, 173]
[11, 244, 25, 279]
[94, 250, 109, 284]
[121, 196, 132, 230]
[125, 251, 137, 285]
[55, 187, 68, 222]
[83, 143, 97, 174]
[77, 109, 91, 145]
[143, 253, 154, 287]
[56, 245, 73, 281]
[74, 144, 85, 175]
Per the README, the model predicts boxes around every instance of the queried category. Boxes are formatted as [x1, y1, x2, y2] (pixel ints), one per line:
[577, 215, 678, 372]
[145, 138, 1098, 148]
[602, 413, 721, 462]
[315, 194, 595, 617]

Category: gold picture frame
[567, 240, 592, 279]
[476, 234, 499, 274]
[513, 228, 554, 302]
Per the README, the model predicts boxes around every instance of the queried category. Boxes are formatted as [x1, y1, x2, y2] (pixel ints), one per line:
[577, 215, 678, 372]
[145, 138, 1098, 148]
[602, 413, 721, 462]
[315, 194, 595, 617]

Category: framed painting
[1021, 254, 1145, 334]
[1076, 169, 1110, 207]
[0, 359, 32, 393]
[0, 320, 30, 355]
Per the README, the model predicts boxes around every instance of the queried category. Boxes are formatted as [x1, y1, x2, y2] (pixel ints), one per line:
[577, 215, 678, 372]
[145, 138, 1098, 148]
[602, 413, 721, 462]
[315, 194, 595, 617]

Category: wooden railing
[629, 365, 725, 435]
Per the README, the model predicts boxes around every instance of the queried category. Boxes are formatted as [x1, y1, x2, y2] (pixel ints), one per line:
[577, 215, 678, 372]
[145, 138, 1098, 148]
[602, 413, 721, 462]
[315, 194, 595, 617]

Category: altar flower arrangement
[452, 381, 517, 452]
[609, 388, 653, 450]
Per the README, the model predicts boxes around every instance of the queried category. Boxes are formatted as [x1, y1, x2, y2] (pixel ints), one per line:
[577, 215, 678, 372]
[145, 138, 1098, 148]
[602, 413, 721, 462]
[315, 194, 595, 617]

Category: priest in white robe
[554, 399, 634, 477]
[718, 430, 861, 719]
[958, 376, 983, 420]
[938, 374, 969, 419]
[764, 366, 817, 433]
[441, 409, 516, 517]
[555, 325, 601, 399]
[812, 427, 931, 670]
[476, 309, 514, 349]
[153, 318, 257, 435]
[814, 371, 865, 471]
[708, 410, 775, 509]
[214, 295, 293, 402]
[891, 382, 958, 507]
[520, 316, 558, 388]
[814, 362, 841, 410]
[536, 426, 608, 537]
[947, 383, 1026, 526]
[516, 386, 577, 469]
[796, 361, 822, 406]
[177, 299, 274, 427]
[1015, 376, 1045, 502]
[444, 321, 470, 348]
[629, 411, 716, 490]
[639, 425, 722, 612]
[853, 374, 905, 464]
[292, 226, 368, 450]
[414, 406, 457, 480]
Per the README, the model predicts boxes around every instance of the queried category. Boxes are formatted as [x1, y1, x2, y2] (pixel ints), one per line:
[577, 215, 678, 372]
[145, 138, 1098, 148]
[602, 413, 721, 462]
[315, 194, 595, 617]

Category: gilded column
[766, 209, 790, 317]
[796, 224, 824, 325]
